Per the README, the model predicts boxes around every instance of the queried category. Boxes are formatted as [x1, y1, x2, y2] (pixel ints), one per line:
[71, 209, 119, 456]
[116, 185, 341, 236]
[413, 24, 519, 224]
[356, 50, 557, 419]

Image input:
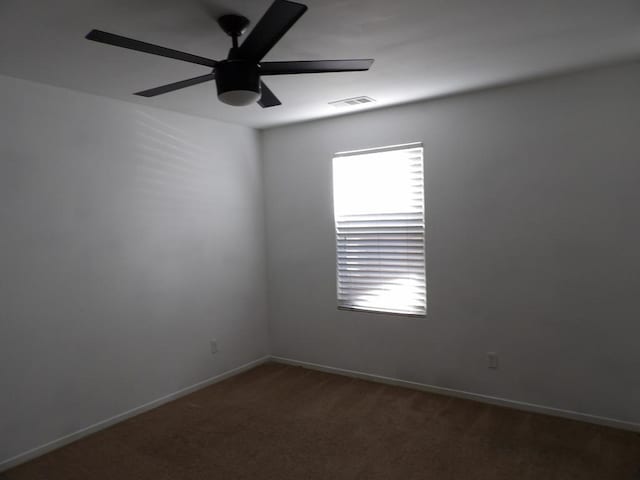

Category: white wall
[262, 62, 640, 425]
[0, 75, 269, 463]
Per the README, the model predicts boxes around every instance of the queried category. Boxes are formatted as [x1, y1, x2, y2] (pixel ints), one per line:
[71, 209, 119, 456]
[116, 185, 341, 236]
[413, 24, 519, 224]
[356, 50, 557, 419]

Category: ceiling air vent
[329, 96, 376, 108]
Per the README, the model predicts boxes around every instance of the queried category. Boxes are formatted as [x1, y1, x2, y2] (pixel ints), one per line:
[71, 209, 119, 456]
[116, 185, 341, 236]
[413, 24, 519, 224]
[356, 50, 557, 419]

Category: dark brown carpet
[4, 362, 640, 479]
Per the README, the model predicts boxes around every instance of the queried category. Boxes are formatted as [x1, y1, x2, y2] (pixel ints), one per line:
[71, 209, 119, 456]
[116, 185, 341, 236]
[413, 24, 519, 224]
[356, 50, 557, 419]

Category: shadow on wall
[131, 110, 225, 229]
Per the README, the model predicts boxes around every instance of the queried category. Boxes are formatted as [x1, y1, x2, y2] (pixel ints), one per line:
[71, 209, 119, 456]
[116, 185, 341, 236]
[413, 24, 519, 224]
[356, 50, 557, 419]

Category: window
[332, 143, 426, 316]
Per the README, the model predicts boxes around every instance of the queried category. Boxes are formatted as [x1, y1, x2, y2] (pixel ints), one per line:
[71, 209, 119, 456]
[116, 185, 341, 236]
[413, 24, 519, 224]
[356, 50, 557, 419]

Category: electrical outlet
[210, 339, 218, 355]
[488, 352, 498, 369]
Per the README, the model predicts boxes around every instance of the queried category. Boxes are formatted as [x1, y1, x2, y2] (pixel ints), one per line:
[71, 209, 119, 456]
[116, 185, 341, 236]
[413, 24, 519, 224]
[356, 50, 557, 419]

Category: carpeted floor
[4, 362, 640, 479]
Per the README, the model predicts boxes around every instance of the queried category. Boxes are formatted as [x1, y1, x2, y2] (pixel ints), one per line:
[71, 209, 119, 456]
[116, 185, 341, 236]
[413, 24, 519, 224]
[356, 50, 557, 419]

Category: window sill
[337, 305, 426, 319]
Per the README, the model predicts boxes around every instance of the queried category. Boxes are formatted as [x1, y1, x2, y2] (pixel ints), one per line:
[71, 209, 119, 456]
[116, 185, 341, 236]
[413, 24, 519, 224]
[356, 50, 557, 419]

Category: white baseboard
[271, 356, 640, 433]
[0, 356, 270, 472]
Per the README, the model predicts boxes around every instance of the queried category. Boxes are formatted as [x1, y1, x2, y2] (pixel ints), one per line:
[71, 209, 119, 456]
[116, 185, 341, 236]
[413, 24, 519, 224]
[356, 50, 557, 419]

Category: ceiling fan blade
[237, 0, 307, 62]
[86, 30, 217, 68]
[260, 59, 374, 75]
[134, 73, 216, 97]
[258, 81, 281, 108]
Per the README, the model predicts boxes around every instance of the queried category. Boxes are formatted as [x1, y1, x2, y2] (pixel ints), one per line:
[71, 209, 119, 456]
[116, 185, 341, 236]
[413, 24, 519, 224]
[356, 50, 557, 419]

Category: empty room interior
[1, 0, 640, 478]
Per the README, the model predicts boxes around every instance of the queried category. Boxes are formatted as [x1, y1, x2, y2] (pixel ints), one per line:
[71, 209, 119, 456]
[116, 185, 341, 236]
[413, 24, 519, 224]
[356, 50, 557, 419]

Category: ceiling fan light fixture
[218, 89, 261, 106]
[215, 60, 261, 106]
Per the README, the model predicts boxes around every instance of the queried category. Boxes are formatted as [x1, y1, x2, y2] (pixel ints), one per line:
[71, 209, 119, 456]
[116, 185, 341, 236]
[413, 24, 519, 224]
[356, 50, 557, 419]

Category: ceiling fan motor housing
[215, 60, 261, 106]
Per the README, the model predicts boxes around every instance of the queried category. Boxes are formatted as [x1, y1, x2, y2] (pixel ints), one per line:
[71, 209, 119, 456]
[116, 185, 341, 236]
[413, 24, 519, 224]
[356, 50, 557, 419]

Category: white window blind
[332, 143, 426, 316]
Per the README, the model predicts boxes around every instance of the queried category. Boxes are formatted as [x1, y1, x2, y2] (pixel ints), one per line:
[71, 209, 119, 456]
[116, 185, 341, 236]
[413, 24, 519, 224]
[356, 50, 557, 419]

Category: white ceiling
[1, 0, 639, 128]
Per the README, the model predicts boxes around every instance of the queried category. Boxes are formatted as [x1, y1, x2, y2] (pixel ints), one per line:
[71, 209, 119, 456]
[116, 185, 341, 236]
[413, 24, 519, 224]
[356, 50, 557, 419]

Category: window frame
[331, 142, 427, 318]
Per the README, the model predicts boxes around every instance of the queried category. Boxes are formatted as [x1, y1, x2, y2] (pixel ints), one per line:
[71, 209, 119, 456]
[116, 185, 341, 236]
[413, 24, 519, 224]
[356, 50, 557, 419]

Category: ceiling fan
[85, 0, 374, 108]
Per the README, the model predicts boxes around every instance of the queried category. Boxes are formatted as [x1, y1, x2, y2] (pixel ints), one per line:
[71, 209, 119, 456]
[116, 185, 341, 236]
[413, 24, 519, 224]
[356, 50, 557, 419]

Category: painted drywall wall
[262, 62, 640, 425]
[0, 75, 269, 463]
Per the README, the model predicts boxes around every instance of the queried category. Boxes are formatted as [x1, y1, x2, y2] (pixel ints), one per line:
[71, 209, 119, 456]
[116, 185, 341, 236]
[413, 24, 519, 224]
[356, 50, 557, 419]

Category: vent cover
[329, 96, 376, 108]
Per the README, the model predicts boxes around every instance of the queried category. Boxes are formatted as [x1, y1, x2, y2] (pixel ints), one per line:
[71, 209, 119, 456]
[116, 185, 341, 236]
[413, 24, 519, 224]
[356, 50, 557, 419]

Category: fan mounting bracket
[218, 15, 250, 39]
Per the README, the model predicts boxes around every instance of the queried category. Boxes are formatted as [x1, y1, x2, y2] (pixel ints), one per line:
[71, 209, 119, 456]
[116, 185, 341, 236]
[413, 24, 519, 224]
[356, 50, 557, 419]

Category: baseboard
[0, 355, 270, 472]
[270, 355, 640, 433]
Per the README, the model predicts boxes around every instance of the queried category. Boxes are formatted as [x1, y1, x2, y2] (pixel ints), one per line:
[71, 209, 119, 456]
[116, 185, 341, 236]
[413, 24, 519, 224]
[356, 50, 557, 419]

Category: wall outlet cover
[488, 352, 498, 369]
